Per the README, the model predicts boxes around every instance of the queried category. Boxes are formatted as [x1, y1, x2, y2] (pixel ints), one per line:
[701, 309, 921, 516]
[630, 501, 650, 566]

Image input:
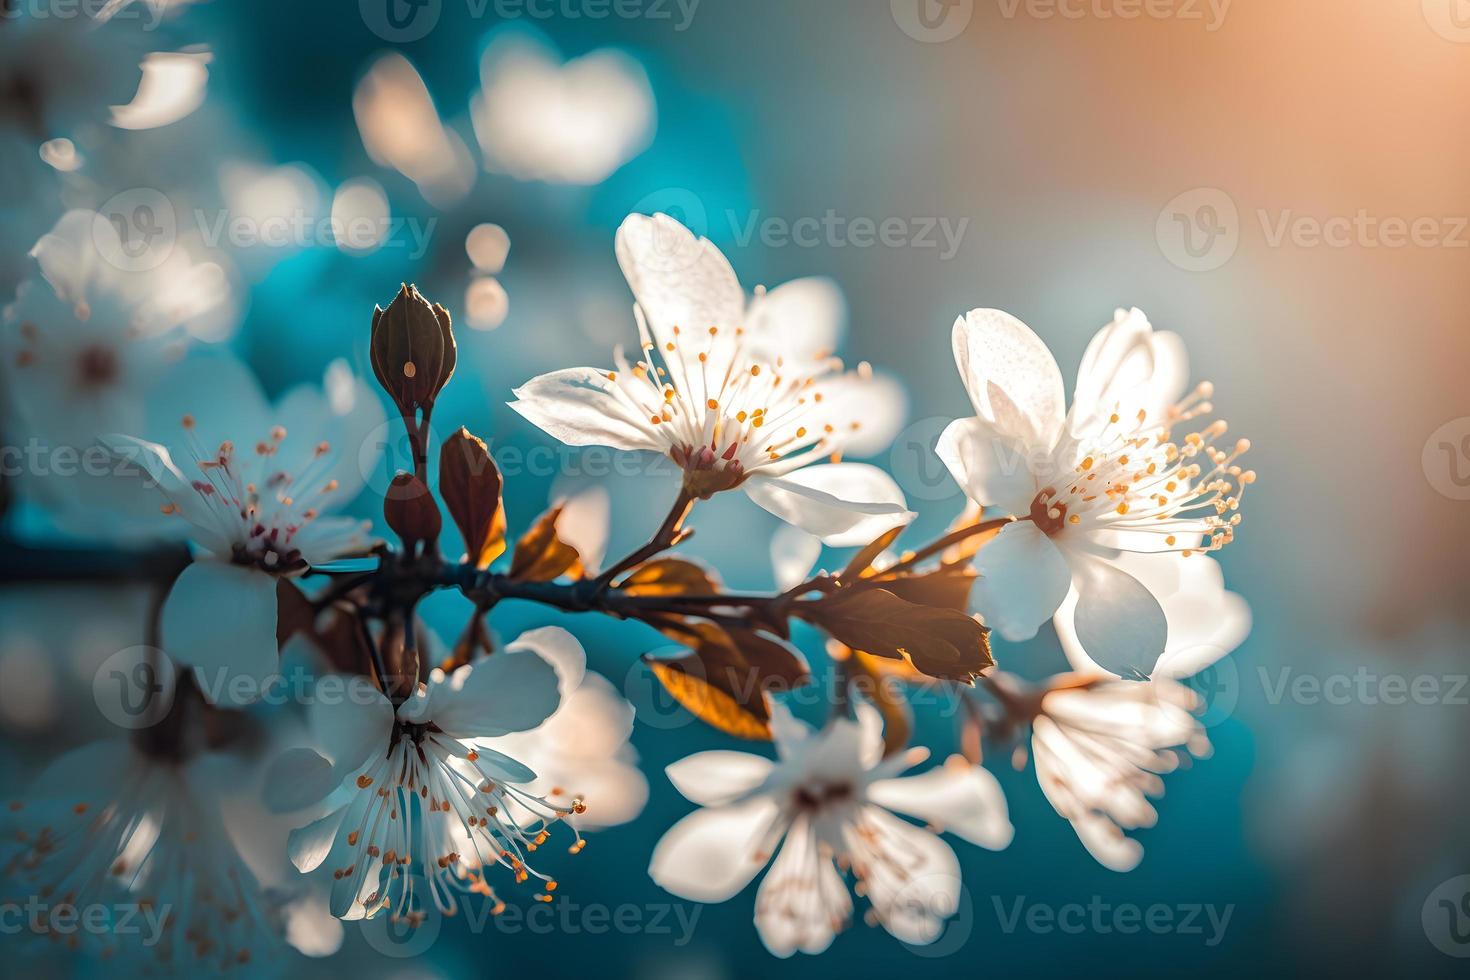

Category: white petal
[505, 626, 585, 700]
[769, 701, 815, 761]
[1071, 308, 1190, 434]
[648, 798, 781, 903]
[970, 522, 1071, 641]
[934, 416, 1039, 515]
[309, 674, 394, 776]
[666, 751, 774, 806]
[161, 561, 279, 706]
[1065, 551, 1168, 678]
[263, 748, 340, 813]
[770, 524, 822, 592]
[144, 354, 274, 455]
[868, 757, 1014, 849]
[809, 370, 908, 458]
[552, 485, 610, 574]
[434, 648, 562, 738]
[755, 819, 847, 957]
[509, 366, 666, 452]
[744, 463, 915, 547]
[951, 309, 1065, 437]
[288, 805, 349, 874]
[848, 806, 962, 946]
[615, 213, 745, 349]
[745, 277, 844, 363]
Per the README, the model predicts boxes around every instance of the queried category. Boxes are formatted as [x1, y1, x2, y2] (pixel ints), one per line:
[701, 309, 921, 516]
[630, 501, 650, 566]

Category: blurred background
[2, 0, 1469, 976]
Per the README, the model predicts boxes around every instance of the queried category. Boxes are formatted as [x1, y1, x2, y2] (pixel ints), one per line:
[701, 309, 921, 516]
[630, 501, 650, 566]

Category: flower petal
[1065, 551, 1169, 678]
[161, 560, 279, 705]
[770, 524, 822, 592]
[745, 277, 844, 363]
[287, 805, 349, 874]
[755, 818, 848, 957]
[263, 747, 340, 813]
[935, 416, 1039, 515]
[615, 213, 745, 351]
[743, 463, 915, 547]
[309, 674, 394, 776]
[970, 522, 1071, 641]
[509, 366, 666, 452]
[505, 625, 586, 700]
[951, 309, 1065, 437]
[847, 806, 962, 946]
[666, 751, 774, 806]
[434, 647, 562, 738]
[648, 798, 781, 903]
[868, 757, 1014, 849]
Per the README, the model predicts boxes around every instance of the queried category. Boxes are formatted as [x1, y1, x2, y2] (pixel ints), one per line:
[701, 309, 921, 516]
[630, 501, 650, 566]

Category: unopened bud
[384, 472, 441, 550]
[370, 283, 456, 416]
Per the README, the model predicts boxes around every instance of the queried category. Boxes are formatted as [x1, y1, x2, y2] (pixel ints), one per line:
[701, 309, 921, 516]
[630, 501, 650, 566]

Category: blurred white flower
[354, 52, 474, 208]
[277, 629, 585, 923]
[3, 740, 288, 969]
[996, 671, 1209, 872]
[939, 307, 1254, 674]
[471, 28, 654, 185]
[103, 356, 384, 699]
[109, 48, 211, 131]
[650, 702, 1011, 956]
[510, 213, 912, 545]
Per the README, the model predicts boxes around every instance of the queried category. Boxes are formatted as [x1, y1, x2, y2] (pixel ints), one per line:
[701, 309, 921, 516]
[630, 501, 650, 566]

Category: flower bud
[370, 283, 457, 416]
[384, 471, 441, 551]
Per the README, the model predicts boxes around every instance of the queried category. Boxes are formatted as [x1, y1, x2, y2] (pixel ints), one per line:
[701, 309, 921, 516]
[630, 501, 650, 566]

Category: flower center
[791, 780, 854, 813]
[74, 343, 119, 388]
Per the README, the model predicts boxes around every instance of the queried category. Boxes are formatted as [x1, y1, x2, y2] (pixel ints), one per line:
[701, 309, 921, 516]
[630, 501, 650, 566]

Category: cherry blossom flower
[649, 702, 1012, 956]
[938, 307, 1254, 673]
[992, 671, 1209, 872]
[509, 213, 912, 546]
[278, 629, 587, 924]
[1, 210, 230, 535]
[104, 356, 384, 700]
[2, 739, 306, 969]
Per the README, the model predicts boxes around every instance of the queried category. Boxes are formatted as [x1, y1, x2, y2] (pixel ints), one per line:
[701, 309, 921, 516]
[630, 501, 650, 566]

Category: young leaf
[802, 588, 992, 681]
[616, 558, 720, 597]
[509, 505, 582, 581]
[439, 428, 505, 568]
[840, 524, 905, 581]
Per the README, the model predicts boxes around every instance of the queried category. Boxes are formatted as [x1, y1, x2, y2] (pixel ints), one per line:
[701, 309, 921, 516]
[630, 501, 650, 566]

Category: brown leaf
[439, 428, 505, 568]
[840, 525, 905, 581]
[872, 567, 977, 614]
[616, 558, 720, 597]
[802, 588, 992, 682]
[643, 621, 810, 740]
[509, 505, 583, 581]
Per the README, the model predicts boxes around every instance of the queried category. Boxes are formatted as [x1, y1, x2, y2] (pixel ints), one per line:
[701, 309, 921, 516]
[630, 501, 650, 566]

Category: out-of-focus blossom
[994, 671, 1209, 872]
[464, 275, 509, 330]
[218, 160, 322, 278]
[1055, 550, 1251, 681]
[510, 213, 911, 545]
[330, 177, 390, 254]
[471, 28, 654, 185]
[278, 629, 584, 922]
[1, 210, 231, 532]
[939, 307, 1253, 674]
[650, 702, 1011, 956]
[466, 223, 510, 273]
[550, 483, 611, 575]
[110, 48, 211, 131]
[103, 357, 384, 699]
[2, 739, 292, 969]
[770, 523, 822, 592]
[354, 53, 474, 208]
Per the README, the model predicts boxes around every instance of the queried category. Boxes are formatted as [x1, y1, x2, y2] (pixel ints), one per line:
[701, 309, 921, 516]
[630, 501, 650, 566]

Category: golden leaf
[509, 505, 583, 581]
[439, 428, 505, 569]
